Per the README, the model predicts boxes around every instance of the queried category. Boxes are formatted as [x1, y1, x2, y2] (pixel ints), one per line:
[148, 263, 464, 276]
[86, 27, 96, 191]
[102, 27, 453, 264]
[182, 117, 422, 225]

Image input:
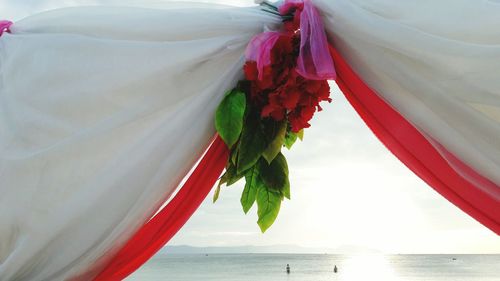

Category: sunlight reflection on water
[338, 254, 397, 281]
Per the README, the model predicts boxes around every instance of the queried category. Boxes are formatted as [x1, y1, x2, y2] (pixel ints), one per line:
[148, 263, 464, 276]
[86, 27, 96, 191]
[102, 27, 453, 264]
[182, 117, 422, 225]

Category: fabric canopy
[0, 0, 498, 280]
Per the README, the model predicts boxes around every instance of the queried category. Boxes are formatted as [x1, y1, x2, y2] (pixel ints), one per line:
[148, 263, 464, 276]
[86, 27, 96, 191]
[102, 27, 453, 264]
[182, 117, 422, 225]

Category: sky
[3, 0, 499, 254]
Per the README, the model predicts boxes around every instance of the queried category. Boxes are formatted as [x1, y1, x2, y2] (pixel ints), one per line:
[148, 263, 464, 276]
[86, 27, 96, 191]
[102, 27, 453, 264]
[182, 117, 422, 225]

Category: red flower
[288, 109, 310, 132]
[242, 27, 332, 133]
[282, 89, 300, 110]
[243, 61, 258, 81]
[262, 93, 286, 121]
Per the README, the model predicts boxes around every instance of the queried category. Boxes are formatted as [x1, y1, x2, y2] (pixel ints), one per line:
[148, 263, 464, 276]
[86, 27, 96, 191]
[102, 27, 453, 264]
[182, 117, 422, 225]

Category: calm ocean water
[126, 254, 500, 281]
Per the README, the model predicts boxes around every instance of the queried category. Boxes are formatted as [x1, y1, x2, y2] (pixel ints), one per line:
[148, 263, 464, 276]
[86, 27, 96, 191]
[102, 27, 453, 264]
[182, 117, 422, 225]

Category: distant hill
[160, 244, 381, 254]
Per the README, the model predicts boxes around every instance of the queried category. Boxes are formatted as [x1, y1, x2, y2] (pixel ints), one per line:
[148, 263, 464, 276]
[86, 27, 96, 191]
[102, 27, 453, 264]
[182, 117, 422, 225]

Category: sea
[126, 254, 500, 281]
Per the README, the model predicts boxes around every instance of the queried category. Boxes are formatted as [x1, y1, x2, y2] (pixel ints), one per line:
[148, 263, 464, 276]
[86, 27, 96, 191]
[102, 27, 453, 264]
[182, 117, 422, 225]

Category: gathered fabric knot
[247, 0, 336, 81]
[0, 20, 13, 37]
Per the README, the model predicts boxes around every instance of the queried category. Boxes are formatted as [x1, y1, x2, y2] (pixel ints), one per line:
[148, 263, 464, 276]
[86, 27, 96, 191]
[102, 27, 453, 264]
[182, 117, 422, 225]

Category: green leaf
[230, 144, 239, 166]
[284, 130, 298, 150]
[213, 185, 221, 203]
[297, 129, 304, 141]
[213, 172, 228, 203]
[237, 111, 267, 174]
[262, 121, 287, 163]
[256, 184, 282, 233]
[225, 162, 244, 186]
[258, 153, 289, 192]
[283, 176, 291, 200]
[213, 163, 245, 203]
[241, 166, 260, 214]
[215, 90, 246, 148]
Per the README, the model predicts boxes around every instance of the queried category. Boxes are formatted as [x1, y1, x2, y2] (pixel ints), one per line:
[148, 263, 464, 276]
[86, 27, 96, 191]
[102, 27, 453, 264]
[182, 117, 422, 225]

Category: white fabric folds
[316, 0, 500, 193]
[0, 5, 278, 280]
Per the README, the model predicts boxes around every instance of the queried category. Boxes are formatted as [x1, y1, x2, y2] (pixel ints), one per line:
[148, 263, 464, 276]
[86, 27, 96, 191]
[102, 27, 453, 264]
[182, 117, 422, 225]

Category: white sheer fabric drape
[0, 5, 278, 280]
[1, 0, 499, 280]
[316, 0, 500, 195]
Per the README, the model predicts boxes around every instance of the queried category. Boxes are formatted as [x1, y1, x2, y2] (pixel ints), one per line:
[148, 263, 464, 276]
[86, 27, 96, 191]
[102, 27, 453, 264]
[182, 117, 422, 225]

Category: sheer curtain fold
[0, 5, 279, 281]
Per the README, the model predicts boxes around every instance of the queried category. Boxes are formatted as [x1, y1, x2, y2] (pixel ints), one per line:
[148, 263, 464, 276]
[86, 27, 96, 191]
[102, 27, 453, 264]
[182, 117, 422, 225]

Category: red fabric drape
[329, 46, 500, 234]
[93, 136, 229, 281]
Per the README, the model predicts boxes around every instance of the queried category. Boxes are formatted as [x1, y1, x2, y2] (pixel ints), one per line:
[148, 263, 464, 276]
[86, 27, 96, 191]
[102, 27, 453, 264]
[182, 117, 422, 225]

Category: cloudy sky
[176, 86, 500, 254]
[3, 0, 498, 254]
